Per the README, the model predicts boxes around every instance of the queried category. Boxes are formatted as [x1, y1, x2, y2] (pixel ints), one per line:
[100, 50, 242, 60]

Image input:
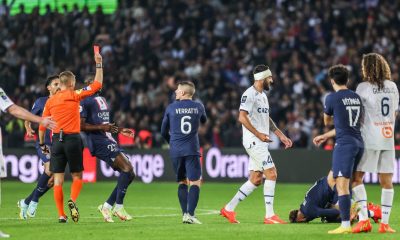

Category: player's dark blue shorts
[35, 143, 51, 163]
[87, 136, 123, 169]
[332, 143, 364, 178]
[172, 155, 201, 182]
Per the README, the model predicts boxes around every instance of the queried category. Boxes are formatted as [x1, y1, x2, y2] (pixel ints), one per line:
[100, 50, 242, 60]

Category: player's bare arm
[7, 104, 55, 130]
[313, 128, 336, 146]
[238, 110, 270, 142]
[94, 53, 103, 84]
[269, 117, 293, 149]
[24, 120, 35, 137]
[323, 113, 333, 126]
[80, 118, 118, 133]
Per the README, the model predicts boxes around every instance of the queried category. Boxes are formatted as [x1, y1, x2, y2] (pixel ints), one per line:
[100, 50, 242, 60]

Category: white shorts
[356, 149, 395, 173]
[244, 141, 275, 172]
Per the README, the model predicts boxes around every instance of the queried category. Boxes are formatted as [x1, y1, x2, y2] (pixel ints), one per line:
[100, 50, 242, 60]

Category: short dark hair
[84, 73, 95, 85]
[253, 64, 269, 75]
[45, 75, 59, 87]
[328, 64, 349, 86]
[289, 209, 299, 223]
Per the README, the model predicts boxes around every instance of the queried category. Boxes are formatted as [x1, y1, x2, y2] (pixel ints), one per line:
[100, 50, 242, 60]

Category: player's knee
[179, 179, 188, 185]
[265, 170, 277, 181]
[189, 180, 201, 187]
[251, 177, 263, 186]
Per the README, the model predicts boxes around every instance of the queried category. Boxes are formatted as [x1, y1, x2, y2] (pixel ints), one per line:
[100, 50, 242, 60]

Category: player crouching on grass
[288, 171, 381, 224]
[80, 74, 135, 222]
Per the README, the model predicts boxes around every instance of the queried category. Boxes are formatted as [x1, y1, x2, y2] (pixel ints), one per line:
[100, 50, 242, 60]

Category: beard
[263, 80, 271, 90]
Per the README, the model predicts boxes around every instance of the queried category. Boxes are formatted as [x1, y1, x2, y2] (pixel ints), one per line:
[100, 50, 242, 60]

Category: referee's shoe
[68, 199, 80, 222]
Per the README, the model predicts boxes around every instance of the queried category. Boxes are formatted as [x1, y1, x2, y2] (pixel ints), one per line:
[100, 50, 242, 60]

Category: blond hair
[59, 71, 76, 86]
[361, 53, 391, 90]
[178, 81, 195, 97]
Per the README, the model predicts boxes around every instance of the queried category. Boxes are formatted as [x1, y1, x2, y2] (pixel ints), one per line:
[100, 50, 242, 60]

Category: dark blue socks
[188, 185, 200, 216]
[338, 194, 351, 221]
[178, 184, 188, 214]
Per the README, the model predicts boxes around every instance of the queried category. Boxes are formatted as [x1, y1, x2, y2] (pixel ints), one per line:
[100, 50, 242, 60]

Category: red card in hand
[93, 45, 100, 54]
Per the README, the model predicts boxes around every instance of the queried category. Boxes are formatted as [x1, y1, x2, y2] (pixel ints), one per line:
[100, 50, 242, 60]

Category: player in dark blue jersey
[313, 65, 364, 234]
[161, 81, 207, 224]
[289, 171, 380, 224]
[18, 75, 60, 219]
[80, 75, 135, 223]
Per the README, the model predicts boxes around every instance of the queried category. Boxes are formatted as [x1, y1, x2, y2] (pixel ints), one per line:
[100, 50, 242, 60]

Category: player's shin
[70, 178, 83, 202]
[352, 184, 368, 221]
[53, 185, 65, 217]
[381, 188, 394, 224]
[188, 184, 200, 216]
[178, 184, 188, 215]
[338, 195, 351, 228]
[264, 180, 276, 218]
[225, 180, 257, 211]
[32, 173, 51, 203]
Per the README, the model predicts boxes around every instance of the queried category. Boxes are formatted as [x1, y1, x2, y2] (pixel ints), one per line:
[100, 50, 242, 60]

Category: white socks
[103, 202, 113, 210]
[381, 188, 394, 224]
[225, 180, 257, 211]
[341, 221, 351, 228]
[264, 180, 276, 218]
[352, 184, 368, 221]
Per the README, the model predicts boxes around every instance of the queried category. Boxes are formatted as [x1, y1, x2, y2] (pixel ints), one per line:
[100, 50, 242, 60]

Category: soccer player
[18, 75, 60, 219]
[313, 64, 364, 234]
[220, 65, 292, 224]
[39, 51, 103, 223]
[351, 53, 398, 233]
[161, 81, 207, 224]
[289, 171, 380, 224]
[80, 74, 135, 223]
[0, 87, 55, 237]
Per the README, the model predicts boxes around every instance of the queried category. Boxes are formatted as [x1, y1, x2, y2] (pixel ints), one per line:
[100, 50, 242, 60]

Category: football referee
[39, 52, 103, 223]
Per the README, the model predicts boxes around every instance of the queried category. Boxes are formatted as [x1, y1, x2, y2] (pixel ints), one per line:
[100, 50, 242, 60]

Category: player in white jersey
[351, 53, 398, 234]
[220, 65, 293, 224]
[0, 87, 55, 238]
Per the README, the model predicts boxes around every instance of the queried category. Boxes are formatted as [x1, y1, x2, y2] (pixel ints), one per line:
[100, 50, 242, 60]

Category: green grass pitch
[0, 181, 398, 239]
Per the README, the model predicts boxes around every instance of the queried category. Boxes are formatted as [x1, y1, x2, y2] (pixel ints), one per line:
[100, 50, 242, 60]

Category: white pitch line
[0, 208, 219, 220]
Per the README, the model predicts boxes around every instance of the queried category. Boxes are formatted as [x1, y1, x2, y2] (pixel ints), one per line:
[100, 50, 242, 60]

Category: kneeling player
[289, 172, 381, 223]
[80, 75, 135, 222]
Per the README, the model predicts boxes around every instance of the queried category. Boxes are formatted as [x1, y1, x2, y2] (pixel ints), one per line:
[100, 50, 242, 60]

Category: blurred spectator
[1, 0, 399, 149]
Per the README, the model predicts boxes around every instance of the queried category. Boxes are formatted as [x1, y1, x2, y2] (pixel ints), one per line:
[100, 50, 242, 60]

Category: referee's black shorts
[50, 133, 84, 173]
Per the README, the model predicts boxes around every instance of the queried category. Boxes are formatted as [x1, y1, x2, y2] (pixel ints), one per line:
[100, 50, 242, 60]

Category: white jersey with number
[239, 86, 270, 146]
[356, 80, 399, 150]
[0, 87, 14, 178]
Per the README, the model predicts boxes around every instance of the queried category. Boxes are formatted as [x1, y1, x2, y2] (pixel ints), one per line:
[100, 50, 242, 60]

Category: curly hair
[361, 53, 391, 90]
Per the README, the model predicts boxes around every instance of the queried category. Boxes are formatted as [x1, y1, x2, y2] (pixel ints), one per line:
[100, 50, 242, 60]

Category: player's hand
[95, 52, 102, 64]
[256, 132, 272, 142]
[26, 127, 35, 137]
[279, 135, 293, 149]
[103, 123, 118, 133]
[313, 135, 327, 146]
[119, 128, 135, 138]
[39, 144, 50, 155]
[40, 117, 56, 130]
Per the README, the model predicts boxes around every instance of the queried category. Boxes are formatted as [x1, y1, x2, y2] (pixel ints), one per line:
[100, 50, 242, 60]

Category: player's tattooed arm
[269, 117, 293, 149]
[269, 117, 278, 132]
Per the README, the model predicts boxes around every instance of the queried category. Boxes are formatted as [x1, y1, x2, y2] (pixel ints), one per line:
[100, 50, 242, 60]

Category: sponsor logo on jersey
[257, 107, 269, 113]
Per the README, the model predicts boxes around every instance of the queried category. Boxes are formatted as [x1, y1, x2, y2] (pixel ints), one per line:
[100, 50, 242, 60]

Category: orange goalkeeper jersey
[40, 81, 102, 134]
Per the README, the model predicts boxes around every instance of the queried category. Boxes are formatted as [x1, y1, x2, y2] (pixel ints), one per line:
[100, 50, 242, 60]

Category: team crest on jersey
[241, 96, 247, 103]
[0, 91, 7, 100]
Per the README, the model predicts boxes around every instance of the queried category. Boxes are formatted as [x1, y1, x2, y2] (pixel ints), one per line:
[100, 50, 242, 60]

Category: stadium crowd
[1, 0, 400, 149]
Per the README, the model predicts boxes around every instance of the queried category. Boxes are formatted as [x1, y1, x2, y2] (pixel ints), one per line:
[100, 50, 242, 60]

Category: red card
[93, 45, 100, 54]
